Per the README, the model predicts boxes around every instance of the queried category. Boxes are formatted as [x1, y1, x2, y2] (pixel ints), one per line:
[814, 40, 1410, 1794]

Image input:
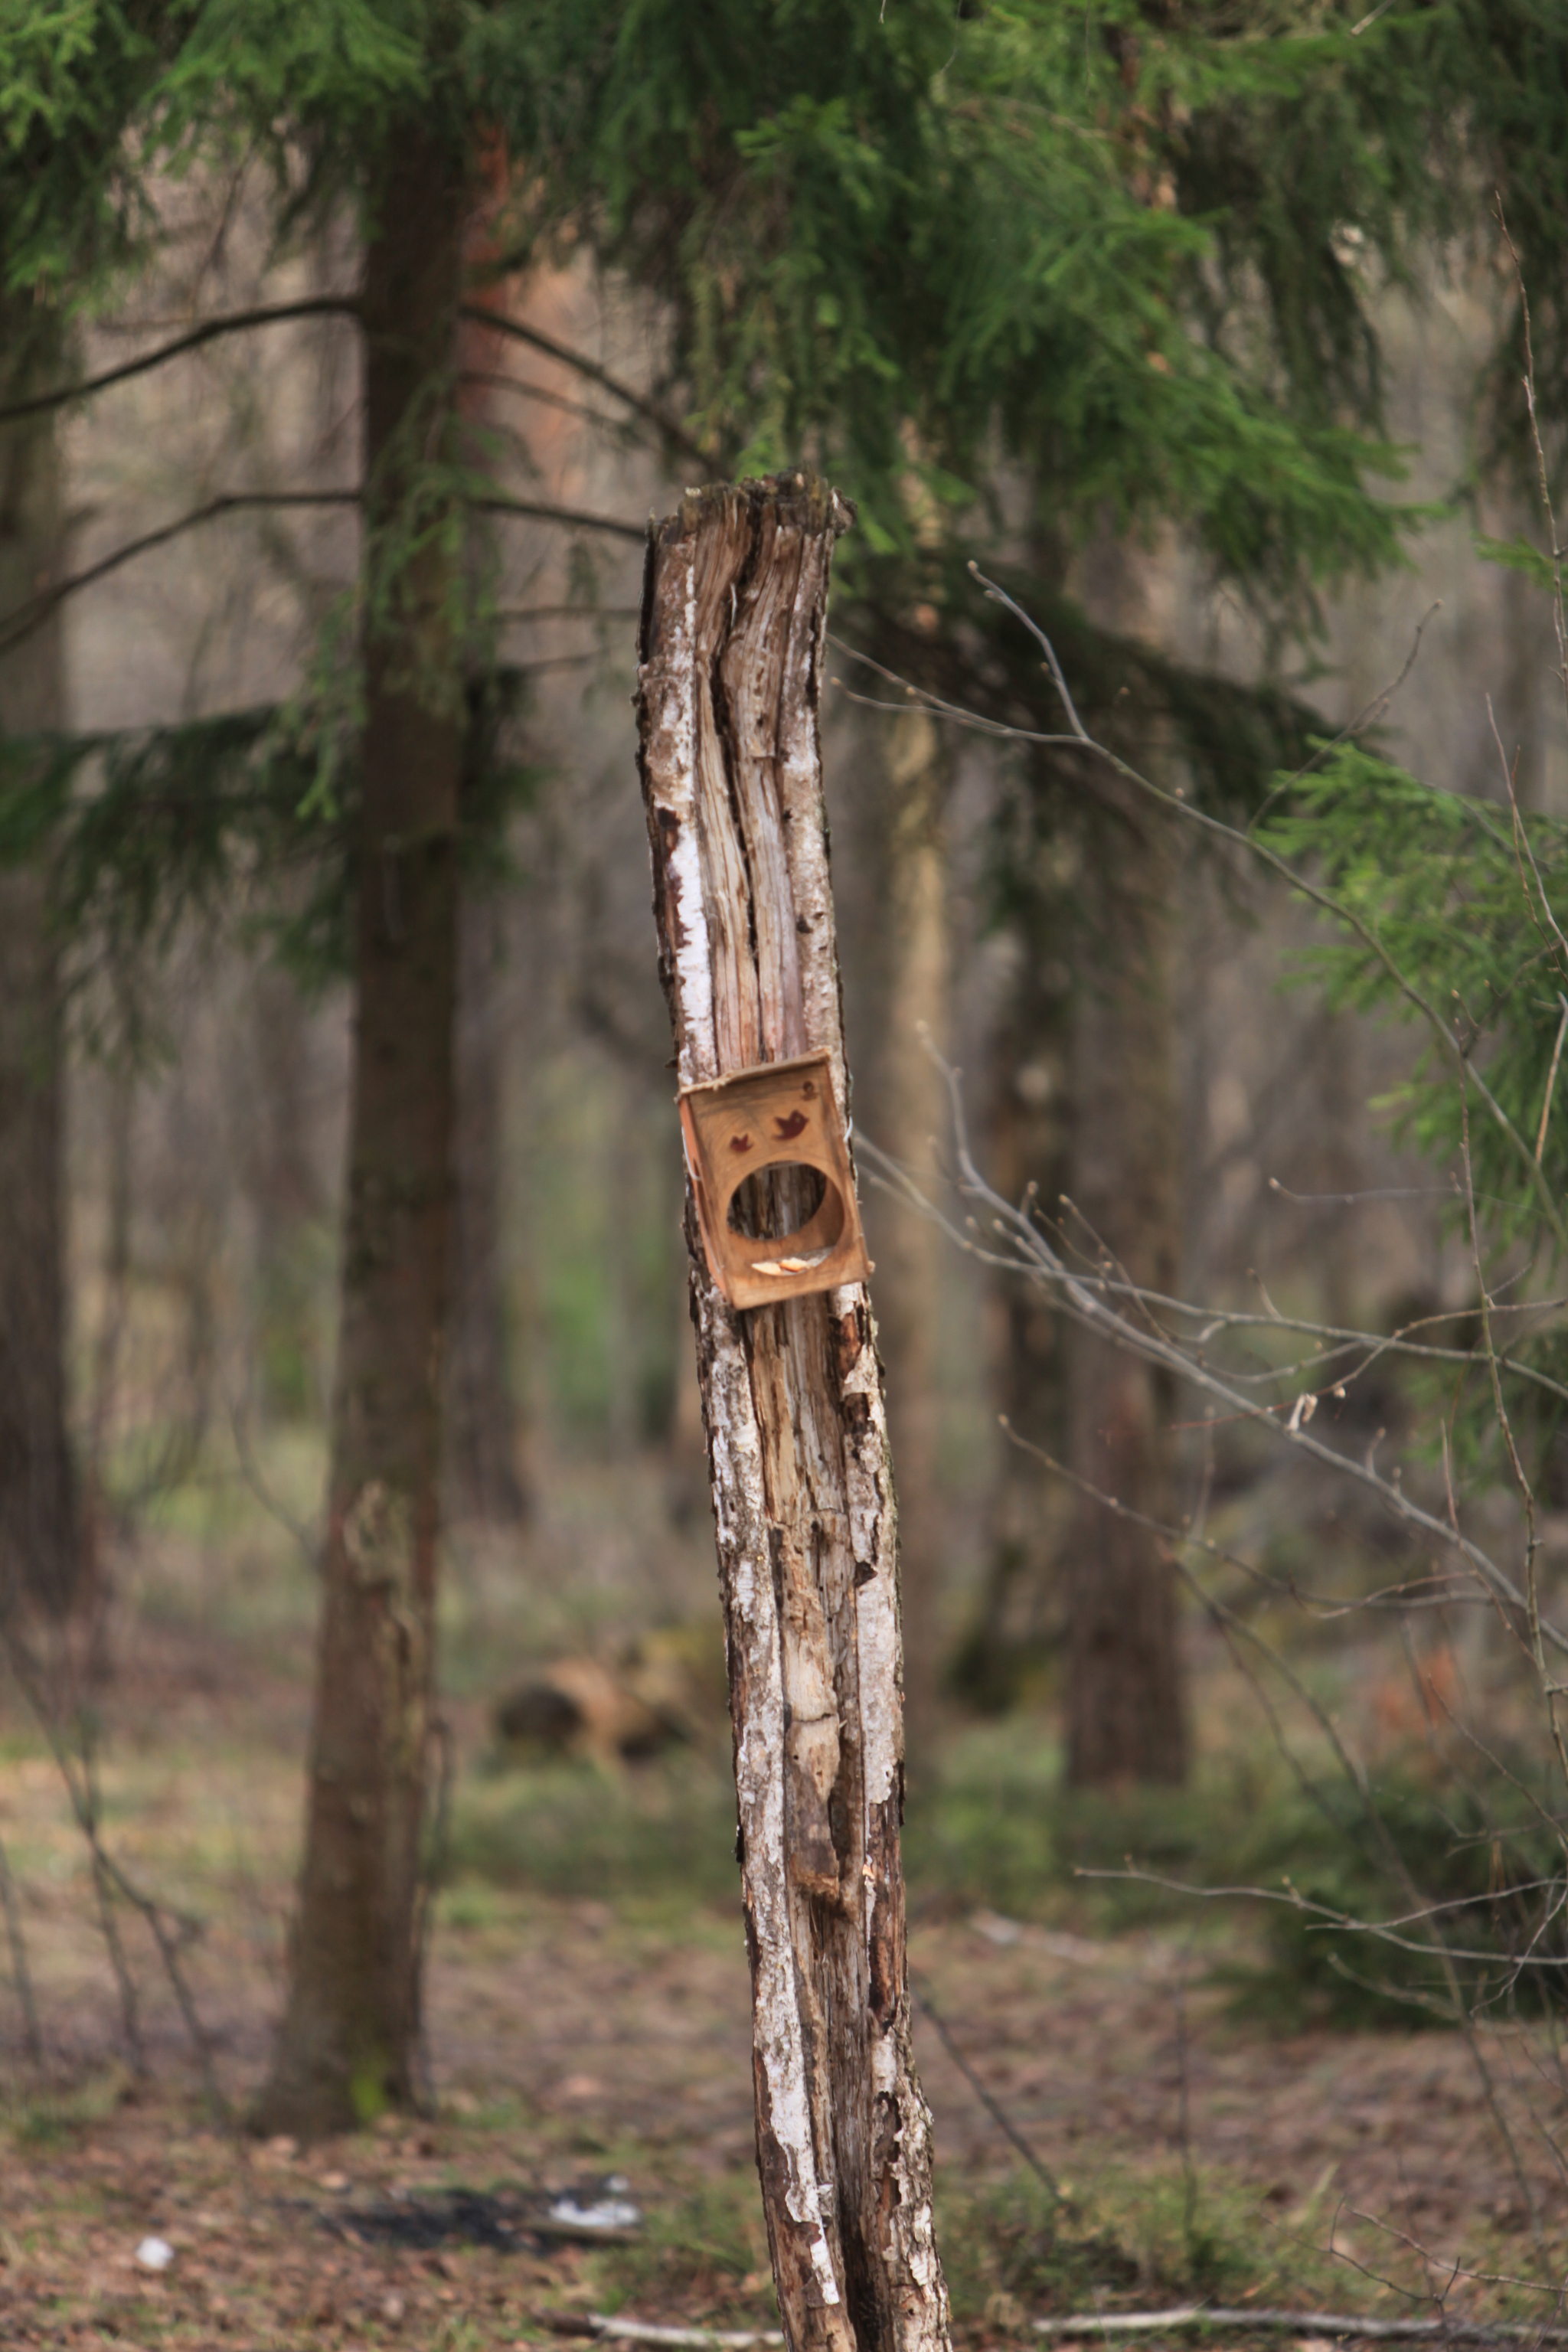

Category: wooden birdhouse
[677, 1049, 872, 1309]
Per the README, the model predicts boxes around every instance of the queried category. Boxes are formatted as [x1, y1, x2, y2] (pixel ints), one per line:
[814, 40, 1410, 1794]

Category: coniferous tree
[12, 0, 1565, 2121]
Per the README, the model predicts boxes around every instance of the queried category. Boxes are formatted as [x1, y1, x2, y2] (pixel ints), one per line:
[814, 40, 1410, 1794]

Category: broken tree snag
[636, 475, 952, 2352]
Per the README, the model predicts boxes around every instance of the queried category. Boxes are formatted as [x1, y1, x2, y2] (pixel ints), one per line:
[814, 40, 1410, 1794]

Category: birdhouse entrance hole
[726, 1161, 828, 1238]
[678, 1050, 872, 1309]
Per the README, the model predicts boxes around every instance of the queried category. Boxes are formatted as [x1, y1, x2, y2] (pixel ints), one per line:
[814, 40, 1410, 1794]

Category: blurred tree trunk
[0, 310, 83, 1620]
[639, 479, 951, 2352]
[1063, 782, 1187, 1786]
[871, 709, 949, 1746]
[444, 894, 527, 1523]
[953, 927, 1070, 1711]
[256, 132, 467, 2137]
[1063, 533, 1187, 1789]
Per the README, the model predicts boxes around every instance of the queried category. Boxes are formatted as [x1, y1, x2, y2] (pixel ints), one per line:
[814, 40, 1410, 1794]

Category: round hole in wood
[725, 1161, 840, 1250]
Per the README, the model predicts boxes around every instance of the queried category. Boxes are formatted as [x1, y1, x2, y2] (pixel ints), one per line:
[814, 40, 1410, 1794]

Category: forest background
[2, 3, 1568, 2348]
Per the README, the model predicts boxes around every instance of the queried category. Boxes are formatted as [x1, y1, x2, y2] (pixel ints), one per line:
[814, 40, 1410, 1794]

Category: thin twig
[860, 1118, 1568, 1648]
[854, 586, 1568, 1254]
[910, 1975, 1062, 2205]
[0, 1622, 229, 2122]
[861, 1138, 1568, 1407]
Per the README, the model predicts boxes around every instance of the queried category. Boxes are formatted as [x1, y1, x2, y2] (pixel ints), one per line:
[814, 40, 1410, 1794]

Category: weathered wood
[636, 475, 950, 2352]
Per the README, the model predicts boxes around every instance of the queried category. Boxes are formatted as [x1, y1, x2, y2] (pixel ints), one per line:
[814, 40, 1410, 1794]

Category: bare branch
[475, 492, 645, 543]
[0, 491, 358, 661]
[859, 1136, 1568, 1409]
[461, 305, 710, 469]
[0, 298, 360, 427]
[851, 590, 1568, 1252]
[0, 485, 645, 659]
[910, 1976, 1063, 2204]
[1246, 601, 1442, 836]
[459, 368, 626, 436]
[858, 1097, 1568, 1651]
[0, 1622, 229, 2122]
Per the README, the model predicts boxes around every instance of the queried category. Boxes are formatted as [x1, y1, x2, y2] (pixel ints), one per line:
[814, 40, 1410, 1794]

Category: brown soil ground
[1, 1605, 1563, 2351]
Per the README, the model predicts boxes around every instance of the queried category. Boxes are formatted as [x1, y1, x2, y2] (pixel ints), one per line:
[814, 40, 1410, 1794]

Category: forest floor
[1, 1472, 1564, 2351]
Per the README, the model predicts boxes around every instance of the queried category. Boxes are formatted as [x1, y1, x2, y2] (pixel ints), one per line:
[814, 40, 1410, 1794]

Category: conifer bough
[636, 475, 950, 2352]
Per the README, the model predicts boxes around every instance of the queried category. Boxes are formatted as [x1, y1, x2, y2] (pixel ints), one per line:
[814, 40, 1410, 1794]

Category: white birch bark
[636, 477, 951, 2352]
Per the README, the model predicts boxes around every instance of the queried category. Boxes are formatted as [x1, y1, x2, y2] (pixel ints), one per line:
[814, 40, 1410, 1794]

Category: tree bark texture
[0, 309, 82, 1620]
[1064, 779, 1187, 1788]
[256, 133, 467, 2137]
[636, 476, 950, 2352]
[867, 711, 949, 1748]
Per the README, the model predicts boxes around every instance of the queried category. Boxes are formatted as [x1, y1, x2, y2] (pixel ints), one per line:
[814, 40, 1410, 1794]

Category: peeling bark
[636, 477, 951, 2352]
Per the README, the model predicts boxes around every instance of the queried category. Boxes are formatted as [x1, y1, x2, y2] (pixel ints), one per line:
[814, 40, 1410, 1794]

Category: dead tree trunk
[255, 130, 466, 2138]
[637, 476, 950, 2352]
